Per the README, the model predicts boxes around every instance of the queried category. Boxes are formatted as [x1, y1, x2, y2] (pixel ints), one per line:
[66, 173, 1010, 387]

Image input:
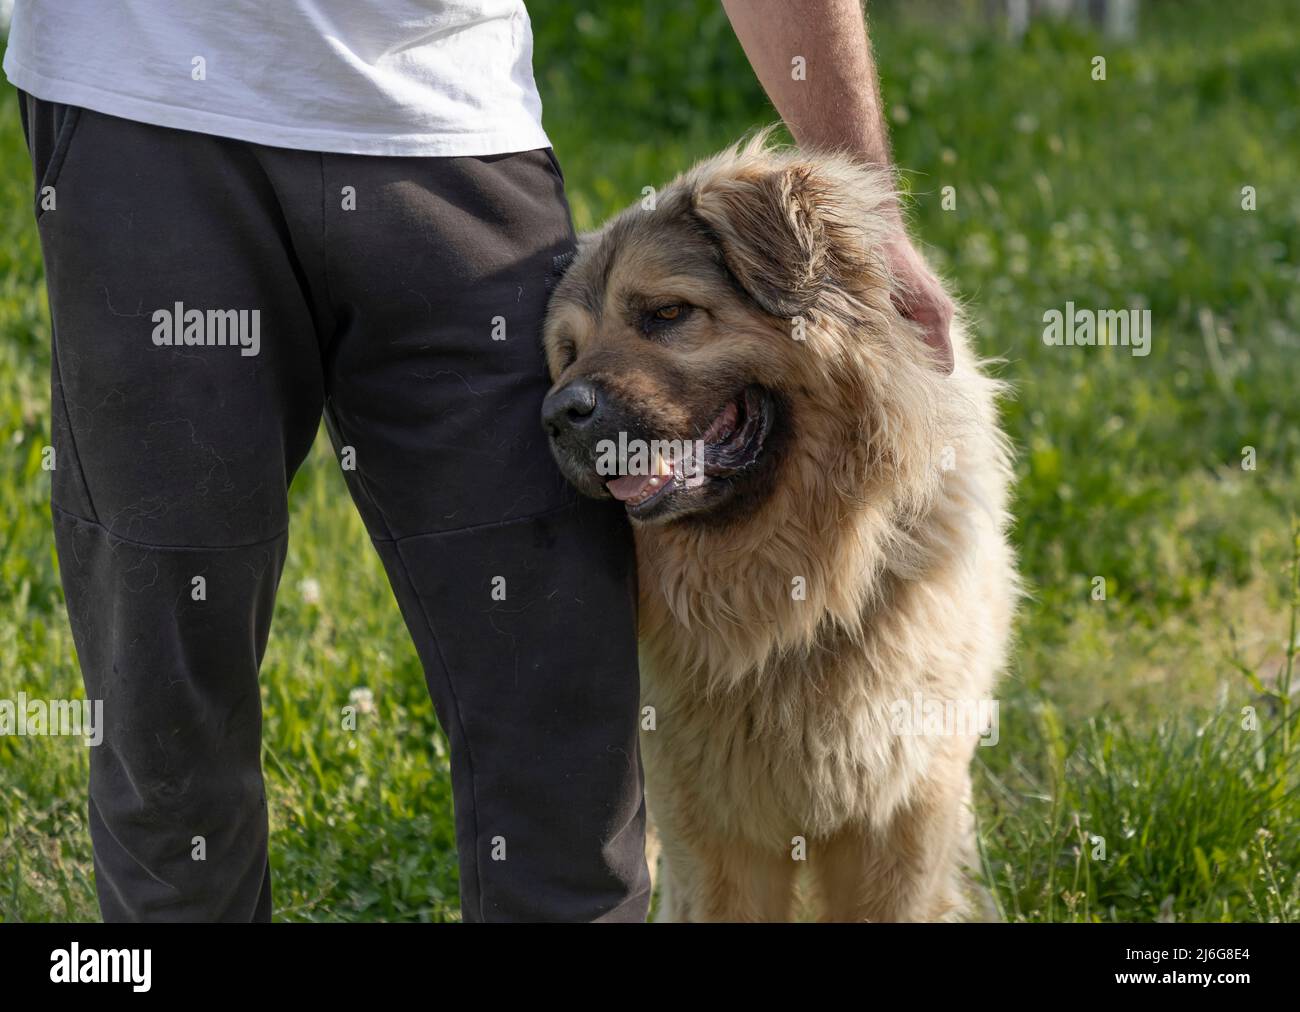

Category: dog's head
[541, 133, 954, 527]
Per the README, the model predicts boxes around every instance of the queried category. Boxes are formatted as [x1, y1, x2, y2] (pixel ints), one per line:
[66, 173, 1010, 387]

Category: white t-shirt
[2, 0, 551, 156]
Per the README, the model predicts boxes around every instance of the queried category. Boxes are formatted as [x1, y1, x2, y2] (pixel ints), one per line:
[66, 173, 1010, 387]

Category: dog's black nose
[542, 379, 600, 436]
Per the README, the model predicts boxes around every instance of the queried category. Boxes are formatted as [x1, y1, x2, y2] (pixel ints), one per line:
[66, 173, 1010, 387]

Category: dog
[540, 132, 1016, 922]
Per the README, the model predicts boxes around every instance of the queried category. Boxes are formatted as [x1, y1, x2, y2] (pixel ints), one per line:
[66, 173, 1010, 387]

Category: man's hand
[885, 233, 956, 373]
[721, 0, 955, 373]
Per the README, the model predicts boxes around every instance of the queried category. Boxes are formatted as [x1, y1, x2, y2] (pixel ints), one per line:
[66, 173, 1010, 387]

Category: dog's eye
[550, 336, 577, 371]
[642, 304, 691, 335]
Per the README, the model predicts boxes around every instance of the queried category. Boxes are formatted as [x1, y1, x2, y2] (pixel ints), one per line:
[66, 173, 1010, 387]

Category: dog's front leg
[654, 830, 798, 923]
[812, 763, 973, 922]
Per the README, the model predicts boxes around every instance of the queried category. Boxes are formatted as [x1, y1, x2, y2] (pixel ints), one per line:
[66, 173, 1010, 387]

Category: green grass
[2, 0, 1298, 921]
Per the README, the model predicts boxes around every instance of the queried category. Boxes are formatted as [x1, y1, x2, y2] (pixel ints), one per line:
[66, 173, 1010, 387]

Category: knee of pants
[53, 511, 287, 674]
[94, 741, 266, 831]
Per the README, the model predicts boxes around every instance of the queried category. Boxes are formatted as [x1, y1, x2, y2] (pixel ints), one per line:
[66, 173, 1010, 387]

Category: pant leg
[24, 97, 325, 921]
[309, 147, 650, 922]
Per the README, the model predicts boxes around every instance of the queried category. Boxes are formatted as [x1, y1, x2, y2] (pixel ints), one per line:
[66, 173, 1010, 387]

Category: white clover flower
[349, 687, 376, 716]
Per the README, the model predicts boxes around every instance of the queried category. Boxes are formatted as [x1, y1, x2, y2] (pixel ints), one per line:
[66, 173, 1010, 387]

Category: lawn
[1, 0, 1297, 921]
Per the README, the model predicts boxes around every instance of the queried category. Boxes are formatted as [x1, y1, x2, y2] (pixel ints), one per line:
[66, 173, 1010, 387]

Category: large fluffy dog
[540, 134, 1016, 922]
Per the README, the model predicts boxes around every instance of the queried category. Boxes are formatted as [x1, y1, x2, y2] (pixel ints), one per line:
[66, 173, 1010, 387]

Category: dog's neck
[634, 461, 965, 697]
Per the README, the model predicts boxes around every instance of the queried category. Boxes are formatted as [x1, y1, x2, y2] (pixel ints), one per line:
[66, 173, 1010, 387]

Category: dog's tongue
[606, 473, 655, 501]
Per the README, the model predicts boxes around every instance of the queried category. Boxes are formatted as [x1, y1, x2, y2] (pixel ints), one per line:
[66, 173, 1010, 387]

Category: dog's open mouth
[605, 385, 773, 518]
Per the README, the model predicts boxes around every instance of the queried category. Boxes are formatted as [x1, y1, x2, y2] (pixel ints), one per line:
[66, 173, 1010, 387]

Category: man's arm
[721, 0, 892, 166]
[721, 0, 955, 372]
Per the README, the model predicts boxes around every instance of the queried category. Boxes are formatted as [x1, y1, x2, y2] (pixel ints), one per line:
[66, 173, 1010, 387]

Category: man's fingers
[886, 236, 956, 374]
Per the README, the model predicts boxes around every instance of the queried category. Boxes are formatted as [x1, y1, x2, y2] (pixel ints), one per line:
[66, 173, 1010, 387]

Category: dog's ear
[691, 155, 955, 374]
[545, 231, 600, 292]
[690, 161, 878, 320]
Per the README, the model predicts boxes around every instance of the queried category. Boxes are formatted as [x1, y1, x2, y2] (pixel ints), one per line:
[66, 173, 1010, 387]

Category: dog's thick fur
[542, 133, 1016, 922]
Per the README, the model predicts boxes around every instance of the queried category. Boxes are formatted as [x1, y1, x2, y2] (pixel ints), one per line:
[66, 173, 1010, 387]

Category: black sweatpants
[20, 94, 649, 923]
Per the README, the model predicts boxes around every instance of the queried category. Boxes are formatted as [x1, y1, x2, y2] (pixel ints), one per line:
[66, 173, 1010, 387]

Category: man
[5, 0, 952, 922]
